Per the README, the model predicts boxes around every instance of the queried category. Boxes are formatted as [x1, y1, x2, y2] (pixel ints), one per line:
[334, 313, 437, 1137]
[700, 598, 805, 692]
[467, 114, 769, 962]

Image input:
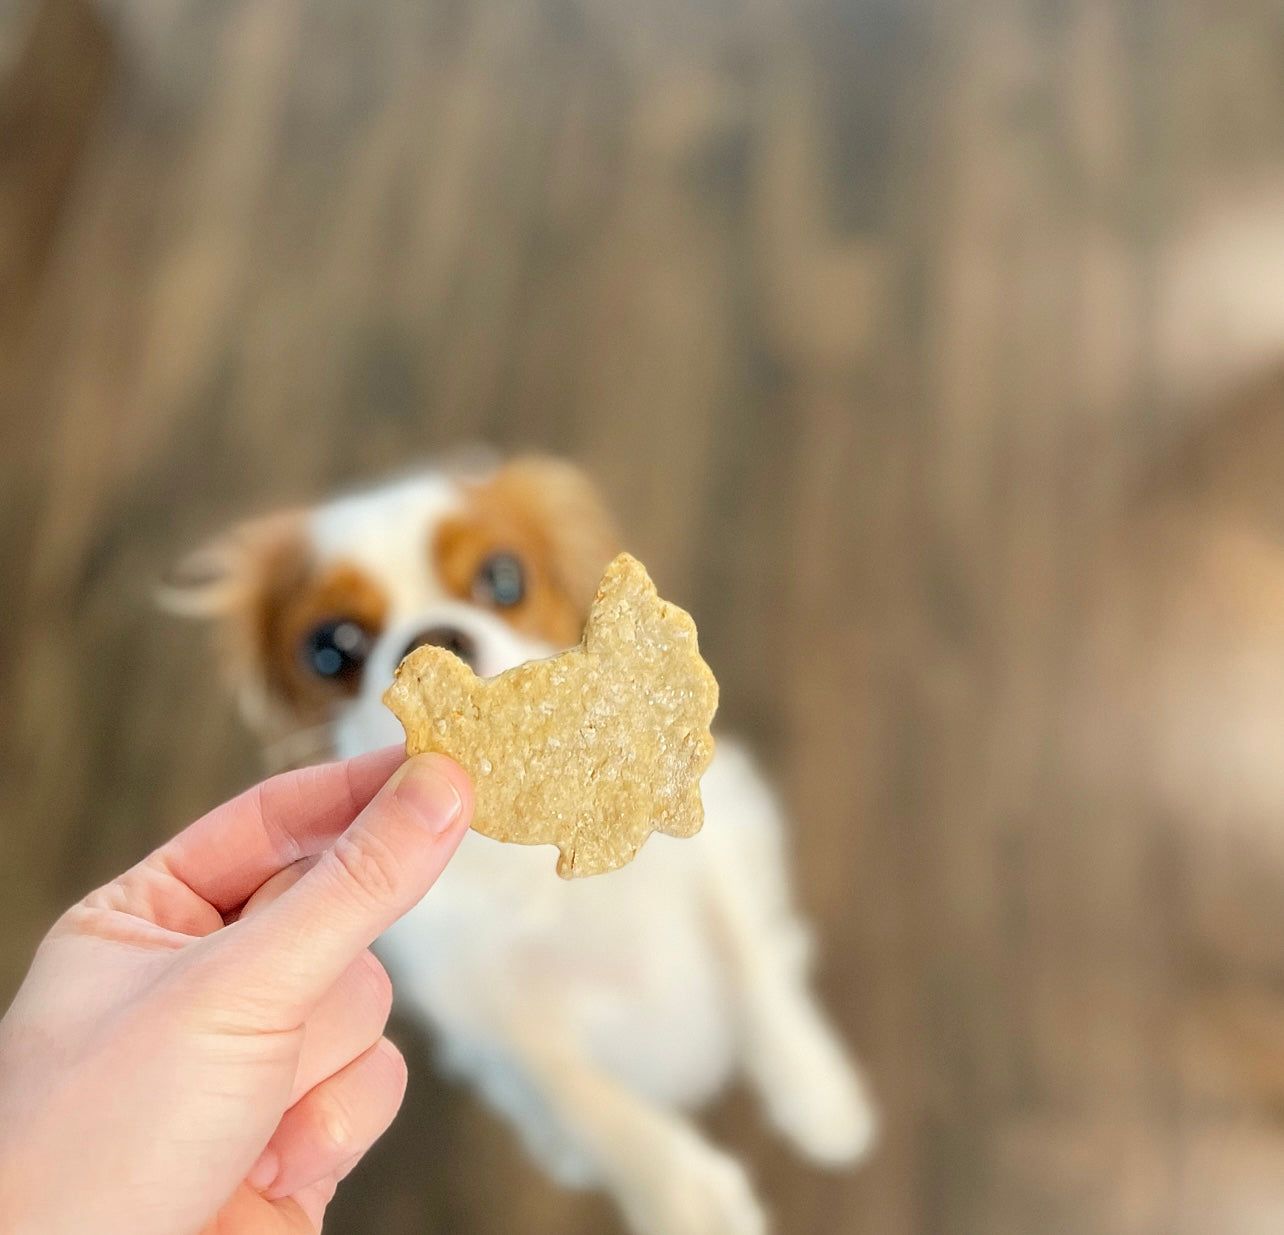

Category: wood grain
[6, 1, 1284, 1232]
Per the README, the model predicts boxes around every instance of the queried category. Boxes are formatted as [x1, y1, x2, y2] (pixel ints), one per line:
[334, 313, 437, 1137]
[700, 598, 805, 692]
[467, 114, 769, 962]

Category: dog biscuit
[383, 553, 718, 877]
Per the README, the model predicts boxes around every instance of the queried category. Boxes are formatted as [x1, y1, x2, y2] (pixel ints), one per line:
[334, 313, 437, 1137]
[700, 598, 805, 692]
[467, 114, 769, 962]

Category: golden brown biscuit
[383, 553, 718, 877]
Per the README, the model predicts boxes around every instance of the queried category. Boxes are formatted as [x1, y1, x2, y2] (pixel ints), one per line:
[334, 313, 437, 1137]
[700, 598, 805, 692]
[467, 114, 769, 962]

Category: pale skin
[0, 746, 475, 1235]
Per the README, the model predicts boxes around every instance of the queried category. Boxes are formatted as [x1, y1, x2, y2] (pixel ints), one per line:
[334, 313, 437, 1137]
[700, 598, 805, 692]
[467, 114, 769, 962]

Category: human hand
[0, 747, 473, 1235]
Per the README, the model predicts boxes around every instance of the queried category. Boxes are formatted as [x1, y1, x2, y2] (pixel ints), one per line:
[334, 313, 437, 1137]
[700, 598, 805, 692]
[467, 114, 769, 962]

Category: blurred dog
[165, 454, 875, 1235]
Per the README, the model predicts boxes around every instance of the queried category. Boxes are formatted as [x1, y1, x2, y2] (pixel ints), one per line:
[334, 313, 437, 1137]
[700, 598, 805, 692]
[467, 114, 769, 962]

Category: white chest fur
[376, 750, 753, 1106]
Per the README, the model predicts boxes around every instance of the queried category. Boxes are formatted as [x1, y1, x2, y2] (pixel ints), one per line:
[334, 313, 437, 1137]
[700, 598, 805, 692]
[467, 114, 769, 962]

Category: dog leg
[505, 1021, 769, 1235]
[701, 744, 878, 1166]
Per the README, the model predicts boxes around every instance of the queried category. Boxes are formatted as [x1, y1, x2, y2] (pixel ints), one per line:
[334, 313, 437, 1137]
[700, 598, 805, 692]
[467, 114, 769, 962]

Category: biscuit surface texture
[383, 553, 719, 877]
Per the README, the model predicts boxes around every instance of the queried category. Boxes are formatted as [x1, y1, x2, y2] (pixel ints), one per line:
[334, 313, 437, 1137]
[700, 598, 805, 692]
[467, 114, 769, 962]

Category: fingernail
[389, 756, 464, 835]
[247, 1147, 279, 1191]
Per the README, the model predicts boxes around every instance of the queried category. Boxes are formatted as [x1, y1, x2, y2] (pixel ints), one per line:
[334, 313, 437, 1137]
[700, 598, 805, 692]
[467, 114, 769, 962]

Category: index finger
[152, 746, 405, 914]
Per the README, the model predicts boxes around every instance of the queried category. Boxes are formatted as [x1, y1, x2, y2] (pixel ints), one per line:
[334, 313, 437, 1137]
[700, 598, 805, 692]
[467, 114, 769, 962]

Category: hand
[0, 747, 474, 1235]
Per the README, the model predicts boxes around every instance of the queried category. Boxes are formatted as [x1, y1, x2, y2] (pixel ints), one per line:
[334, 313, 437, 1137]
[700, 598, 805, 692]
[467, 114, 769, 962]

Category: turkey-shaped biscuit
[383, 553, 719, 877]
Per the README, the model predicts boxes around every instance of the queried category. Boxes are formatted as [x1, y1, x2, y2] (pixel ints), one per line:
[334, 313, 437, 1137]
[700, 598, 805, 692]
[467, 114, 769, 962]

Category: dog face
[165, 456, 621, 767]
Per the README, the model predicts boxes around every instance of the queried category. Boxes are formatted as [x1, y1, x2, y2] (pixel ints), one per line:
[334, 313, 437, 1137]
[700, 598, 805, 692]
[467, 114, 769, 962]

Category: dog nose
[400, 625, 478, 670]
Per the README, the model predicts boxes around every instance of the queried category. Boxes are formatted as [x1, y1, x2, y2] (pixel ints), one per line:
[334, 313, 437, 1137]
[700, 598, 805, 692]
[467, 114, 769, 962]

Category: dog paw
[766, 1053, 878, 1167]
[620, 1134, 768, 1235]
[750, 1009, 878, 1167]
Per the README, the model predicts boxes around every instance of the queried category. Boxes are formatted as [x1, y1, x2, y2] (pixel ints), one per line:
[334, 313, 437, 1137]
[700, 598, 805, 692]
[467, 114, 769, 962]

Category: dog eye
[301, 619, 373, 683]
[473, 552, 525, 608]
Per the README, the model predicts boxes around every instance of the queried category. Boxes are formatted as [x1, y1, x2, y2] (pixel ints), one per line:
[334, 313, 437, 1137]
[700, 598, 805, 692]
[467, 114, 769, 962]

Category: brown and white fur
[166, 455, 876, 1235]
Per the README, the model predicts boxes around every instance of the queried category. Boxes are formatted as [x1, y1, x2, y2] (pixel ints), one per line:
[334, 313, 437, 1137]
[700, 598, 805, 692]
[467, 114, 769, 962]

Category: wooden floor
[7, 1, 1284, 1231]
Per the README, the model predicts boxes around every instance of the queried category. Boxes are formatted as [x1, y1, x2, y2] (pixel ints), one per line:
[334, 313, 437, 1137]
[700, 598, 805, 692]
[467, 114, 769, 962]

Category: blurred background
[6, 0, 1284, 1231]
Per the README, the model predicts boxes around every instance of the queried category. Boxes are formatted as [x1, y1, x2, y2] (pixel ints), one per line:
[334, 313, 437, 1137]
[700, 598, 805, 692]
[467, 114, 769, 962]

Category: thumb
[196, 754, 473, 1024]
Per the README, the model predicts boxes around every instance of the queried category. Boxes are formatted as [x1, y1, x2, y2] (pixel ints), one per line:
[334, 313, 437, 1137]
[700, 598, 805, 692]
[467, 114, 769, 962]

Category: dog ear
[158, 510, 313, 735]
[157, 511, 307, 616]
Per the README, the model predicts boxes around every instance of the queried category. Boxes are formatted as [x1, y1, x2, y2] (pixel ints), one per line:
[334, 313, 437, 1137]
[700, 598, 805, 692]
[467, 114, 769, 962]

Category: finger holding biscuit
[0, 749, 474, 1235]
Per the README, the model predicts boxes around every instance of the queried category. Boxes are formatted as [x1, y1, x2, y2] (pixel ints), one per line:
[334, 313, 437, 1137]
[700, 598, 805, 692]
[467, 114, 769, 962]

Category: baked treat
[384, 553, 718, 877]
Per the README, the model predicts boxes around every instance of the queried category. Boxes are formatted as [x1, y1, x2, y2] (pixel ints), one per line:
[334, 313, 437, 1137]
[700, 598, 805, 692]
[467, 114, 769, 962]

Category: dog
[165, 454, 876, 1235]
